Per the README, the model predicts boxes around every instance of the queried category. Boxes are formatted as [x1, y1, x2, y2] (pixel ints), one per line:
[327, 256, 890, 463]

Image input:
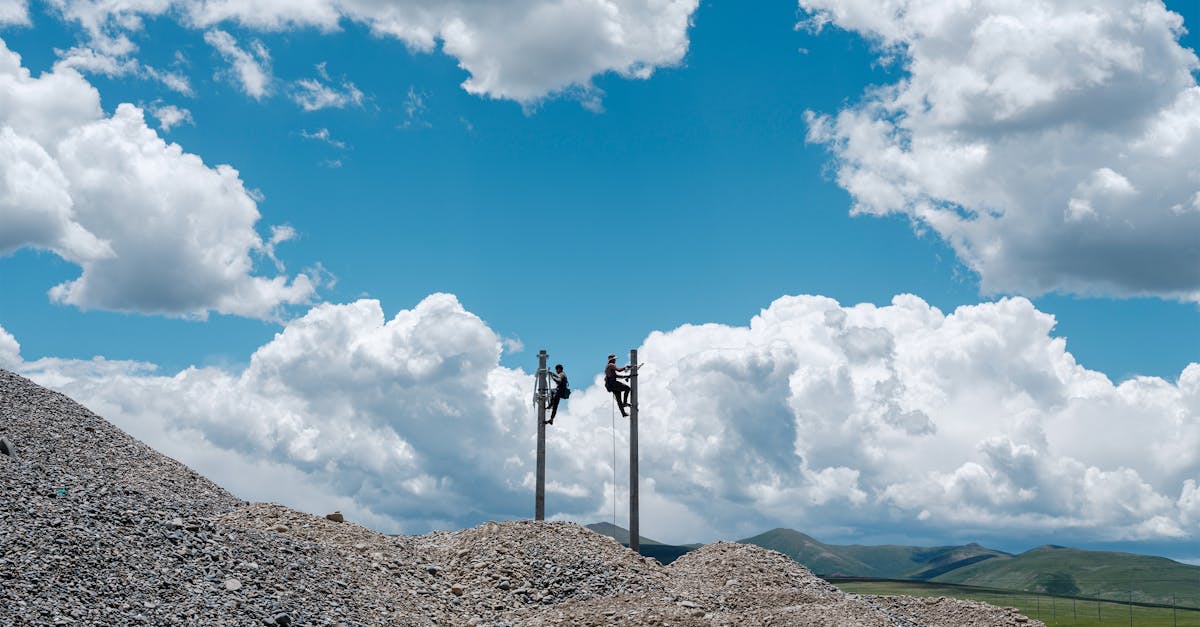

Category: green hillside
[839, 542, 1008, 579]
[739, 528, 876, 576]
[738, 528, 1007, 579]
[585, 522, 665, 546]
[585, 523, 694, 564]
[933, 545, 1200, 606]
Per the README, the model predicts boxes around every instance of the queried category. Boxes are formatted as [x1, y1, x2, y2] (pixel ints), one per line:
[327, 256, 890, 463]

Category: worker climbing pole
[535, 349, 548, 521]
[533, 346, 641, 544]
[604, 349, 643, 551]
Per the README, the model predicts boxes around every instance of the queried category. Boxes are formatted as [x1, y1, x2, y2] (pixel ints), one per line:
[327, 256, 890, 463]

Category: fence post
[1128, 581, 1133, 627]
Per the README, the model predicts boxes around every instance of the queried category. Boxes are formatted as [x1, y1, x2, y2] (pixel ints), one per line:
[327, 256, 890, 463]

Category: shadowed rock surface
[0, 369, 1043, 625]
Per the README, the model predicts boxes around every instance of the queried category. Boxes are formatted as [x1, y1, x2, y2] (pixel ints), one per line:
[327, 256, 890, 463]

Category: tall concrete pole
[535, 349, 548, 521]
[629, 349, 639, 553]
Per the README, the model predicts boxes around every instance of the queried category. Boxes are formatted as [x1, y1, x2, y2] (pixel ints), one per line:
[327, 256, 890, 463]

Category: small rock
[0, 437, 14, 457]
[451, 584, 465, 596]
[224, 578, 242, 592]
[272, 613, 292, 626]
[166, 517, 184, 530]
[325, 511, 345, 523]
[270, 524, 288, 533]
[679, 600, 700, 609]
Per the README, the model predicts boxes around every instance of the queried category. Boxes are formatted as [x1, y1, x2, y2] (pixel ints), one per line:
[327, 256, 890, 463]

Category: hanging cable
[611, 395, 618, 528]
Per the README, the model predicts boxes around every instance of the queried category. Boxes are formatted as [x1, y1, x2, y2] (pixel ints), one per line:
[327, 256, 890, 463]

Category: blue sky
[1, 0, 1199, 557]
[2, 0, 1195, 380]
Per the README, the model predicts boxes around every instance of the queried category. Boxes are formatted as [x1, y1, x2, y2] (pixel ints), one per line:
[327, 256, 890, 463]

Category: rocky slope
[0, 369, 1042, 626]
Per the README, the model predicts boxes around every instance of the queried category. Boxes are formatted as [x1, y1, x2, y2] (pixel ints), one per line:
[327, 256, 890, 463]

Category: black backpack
[559, 375, 571, 398]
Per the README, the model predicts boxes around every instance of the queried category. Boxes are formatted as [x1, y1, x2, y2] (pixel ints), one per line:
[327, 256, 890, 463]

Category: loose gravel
[0, 369, 1044, 626]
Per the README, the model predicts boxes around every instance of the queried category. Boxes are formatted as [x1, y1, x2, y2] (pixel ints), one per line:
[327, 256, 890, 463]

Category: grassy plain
[834, 580, 1200, 626]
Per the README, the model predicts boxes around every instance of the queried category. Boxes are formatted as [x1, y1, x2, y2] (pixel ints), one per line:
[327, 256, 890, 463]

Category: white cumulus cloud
[7, 292, 1199, 546]
[149, 102, 193, 131]
[0, 38, 315, 319]
[801, 0, 1200, 301]
[16, 295, 533, 532]
[0, 0, 27, 26]
[0, 325, 20, 369]
[46, 0, 699, 106]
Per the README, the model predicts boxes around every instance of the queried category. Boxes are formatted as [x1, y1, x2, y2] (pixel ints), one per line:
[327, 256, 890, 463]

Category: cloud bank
[8, 292, 1198, 545]
[43, 0, 700, 105]
[801, 0, 1200, 301]
[0, 0, 26, 26]
[0, 38, 315, 319]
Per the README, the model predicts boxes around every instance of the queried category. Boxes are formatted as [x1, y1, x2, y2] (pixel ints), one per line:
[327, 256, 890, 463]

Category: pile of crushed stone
[0, 369, 1043, 626]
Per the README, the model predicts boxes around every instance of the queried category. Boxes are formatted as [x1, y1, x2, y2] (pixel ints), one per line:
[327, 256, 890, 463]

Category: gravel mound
[0, 370, 406, 625]
[666, 542, 905, 626]
[0, 370, 236, 512]
[0, 369, 1045, 626]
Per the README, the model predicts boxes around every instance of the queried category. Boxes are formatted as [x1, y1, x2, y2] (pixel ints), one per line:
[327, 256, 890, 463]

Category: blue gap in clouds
[0, 1, 1196, 383]
[433, 0, 981, 378]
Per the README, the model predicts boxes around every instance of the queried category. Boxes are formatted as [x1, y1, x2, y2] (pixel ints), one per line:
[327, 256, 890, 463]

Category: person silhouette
[546, 364, 569, 425]
[604, 354, 631, 417]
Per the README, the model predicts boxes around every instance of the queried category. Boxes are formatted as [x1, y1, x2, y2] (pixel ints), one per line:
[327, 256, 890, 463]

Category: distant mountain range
[741, 528, 1008, 579]
[586, 522, 665, 546]
[586, 524, 1200, 605]
[585, 522, 697, 564]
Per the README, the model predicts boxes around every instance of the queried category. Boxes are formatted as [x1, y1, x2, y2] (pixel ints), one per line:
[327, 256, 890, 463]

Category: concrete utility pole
[535, 349, 548, 521]
[628, 349, 639, 553]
